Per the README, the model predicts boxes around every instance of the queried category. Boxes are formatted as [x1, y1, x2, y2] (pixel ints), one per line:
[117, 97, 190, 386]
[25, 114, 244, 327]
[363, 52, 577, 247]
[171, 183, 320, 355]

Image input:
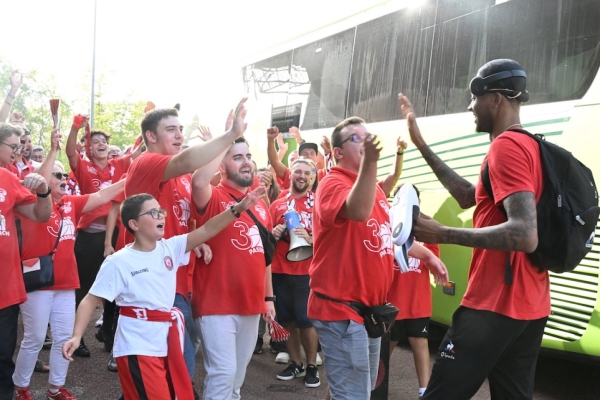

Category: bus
[241, 0, 600, 361]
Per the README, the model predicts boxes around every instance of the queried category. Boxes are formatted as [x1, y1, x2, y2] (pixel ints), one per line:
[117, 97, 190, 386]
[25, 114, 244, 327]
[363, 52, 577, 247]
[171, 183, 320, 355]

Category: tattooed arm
[398, 94, 476, 209]
[413, 191, 538, 252]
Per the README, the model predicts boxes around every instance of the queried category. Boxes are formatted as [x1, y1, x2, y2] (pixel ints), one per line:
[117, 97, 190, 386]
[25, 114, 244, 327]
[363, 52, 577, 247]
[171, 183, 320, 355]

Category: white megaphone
[284, 209, 313, 262]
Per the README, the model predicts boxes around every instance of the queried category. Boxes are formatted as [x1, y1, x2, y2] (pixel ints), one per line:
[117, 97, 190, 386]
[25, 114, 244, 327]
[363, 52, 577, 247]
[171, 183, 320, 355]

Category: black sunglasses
[52, 172, 69, 180]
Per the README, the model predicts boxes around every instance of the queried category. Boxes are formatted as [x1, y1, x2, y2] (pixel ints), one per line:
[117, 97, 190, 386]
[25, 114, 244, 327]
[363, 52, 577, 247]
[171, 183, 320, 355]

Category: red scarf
[120, 307, 193, 400]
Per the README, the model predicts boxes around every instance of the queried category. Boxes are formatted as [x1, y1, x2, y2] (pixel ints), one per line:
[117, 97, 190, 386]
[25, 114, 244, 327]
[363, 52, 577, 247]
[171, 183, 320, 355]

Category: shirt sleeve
[316, 175, 351, 229]
[89, 258, 126, 302]
[14, 177, 37, 206]
[168, 234, 191, 269]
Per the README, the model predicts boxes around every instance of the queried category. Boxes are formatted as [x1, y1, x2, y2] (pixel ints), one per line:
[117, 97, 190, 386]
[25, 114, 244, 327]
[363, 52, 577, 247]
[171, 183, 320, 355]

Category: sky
[0, 0, 415, 130]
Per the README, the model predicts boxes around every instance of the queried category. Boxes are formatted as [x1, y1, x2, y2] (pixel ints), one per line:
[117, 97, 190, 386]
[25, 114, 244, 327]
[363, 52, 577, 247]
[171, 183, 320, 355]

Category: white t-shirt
[90, 235, 190, 358]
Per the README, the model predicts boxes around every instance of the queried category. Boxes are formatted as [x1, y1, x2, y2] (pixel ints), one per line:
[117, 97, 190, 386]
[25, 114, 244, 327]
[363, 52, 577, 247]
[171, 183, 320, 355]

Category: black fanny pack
[314, 292, 399, 338]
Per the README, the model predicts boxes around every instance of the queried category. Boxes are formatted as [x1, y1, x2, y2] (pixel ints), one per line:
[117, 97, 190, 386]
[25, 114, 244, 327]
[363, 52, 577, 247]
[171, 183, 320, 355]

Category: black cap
[298, 142, 318, 155]
[470, 59, 529, 102]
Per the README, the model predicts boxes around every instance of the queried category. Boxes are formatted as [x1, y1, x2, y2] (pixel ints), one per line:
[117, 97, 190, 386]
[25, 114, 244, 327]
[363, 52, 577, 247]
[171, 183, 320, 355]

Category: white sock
[49, 388, 59, 394]
[419, 387, 427, 397]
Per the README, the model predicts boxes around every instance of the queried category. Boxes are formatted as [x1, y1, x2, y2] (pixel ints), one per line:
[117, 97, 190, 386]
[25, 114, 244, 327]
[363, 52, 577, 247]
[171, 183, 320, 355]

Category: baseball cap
[298, 142, 318, 156]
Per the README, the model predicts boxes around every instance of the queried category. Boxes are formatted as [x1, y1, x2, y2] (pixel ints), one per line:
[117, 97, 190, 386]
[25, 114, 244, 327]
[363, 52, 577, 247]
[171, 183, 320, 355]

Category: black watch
[265, 296, 276, 302]
[36, 187, 51, 198]
[229, 205, 241, 218]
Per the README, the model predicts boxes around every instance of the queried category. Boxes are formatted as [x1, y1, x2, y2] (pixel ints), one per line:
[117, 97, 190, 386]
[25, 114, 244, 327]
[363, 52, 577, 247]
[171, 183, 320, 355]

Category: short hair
[32, 145, 44, 152]
[0, 122, 24, 142]
[331, 117, 365, 162]
[140, 108, 179, 147]
[121, 194, 155, 235]
[224, 136, 249, 156]
[90, 130, 111, 143]
[33, 160, 65, 174]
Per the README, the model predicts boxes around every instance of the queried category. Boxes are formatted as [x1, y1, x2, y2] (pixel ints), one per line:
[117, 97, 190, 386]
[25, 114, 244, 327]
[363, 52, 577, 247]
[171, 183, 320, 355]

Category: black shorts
[390, 317, 430, 341]
[272, 273, 312, 328]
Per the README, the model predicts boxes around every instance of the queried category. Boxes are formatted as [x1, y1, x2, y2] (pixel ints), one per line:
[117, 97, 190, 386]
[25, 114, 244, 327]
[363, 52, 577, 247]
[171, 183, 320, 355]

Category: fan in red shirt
[125, 99, 250, 386]
[402, 59, 549, 400]
[64, 116, 130, 357]
[191, 134, 275, 399]
[269, 159, 320, 386]
[13, 130, 124, 400]
[0, 122, 52, 400]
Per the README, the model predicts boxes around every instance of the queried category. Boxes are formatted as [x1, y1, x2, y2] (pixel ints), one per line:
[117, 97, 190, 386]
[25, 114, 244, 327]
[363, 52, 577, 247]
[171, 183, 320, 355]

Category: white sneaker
[275, 352, 290, 364]
[316, 353, 323, 366]
[95, 316, 103, 327]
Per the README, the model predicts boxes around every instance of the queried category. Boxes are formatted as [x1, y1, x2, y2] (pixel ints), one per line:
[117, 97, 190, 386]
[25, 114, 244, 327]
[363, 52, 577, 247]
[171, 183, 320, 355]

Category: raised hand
[276, 133, 288, 153]
[362, 134, 382, 164]
[228, 98, 248, 140]
[50, 128, 62, 151]
[258, 170, 273, 187]
[240, 185, 267, 210]
[72, 114, 89, 130]
[398, 93, 427, 149]
[144, 101, 156, 113]
[397, 136, 408, 152]
[266, 126, 280, 140]
[321, 135, 332, 153]
[9, 111, 25, 123]
[289, 126, 302, 143]
[197, 125, 213, 142]
[225, 109, 234, 131]
[9, 69, 23, 92]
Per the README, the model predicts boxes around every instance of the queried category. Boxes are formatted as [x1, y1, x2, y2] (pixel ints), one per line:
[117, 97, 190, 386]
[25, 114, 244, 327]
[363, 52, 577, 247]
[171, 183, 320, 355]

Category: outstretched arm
[399, 94, 475, 208]
[0, 70, 22, 122]
[83, 180, 125, 213]
[380, 136, 407, 197]
[407, 242, 449, 285]
[163, 98, 247, 182]
[66, 115, 88, 171]
[413, 191, 538, 252]
[186, 186, 266, 252]
[267, 127, 287, 179]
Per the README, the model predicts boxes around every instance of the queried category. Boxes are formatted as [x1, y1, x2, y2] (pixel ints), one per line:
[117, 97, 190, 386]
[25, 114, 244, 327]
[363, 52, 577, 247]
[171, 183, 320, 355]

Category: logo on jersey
[60, 201, 72, 214]
[0, 188, 6, 202]
[363, 219, 393, 258]
[180, 177, 191, 194]
[87, 166, 98, 175]
[172, 187, 190, 228]
[0, 211, 8, 236]
[92, 179, 112, 191]
[379, 199, 390, 213]
[47, 214, 76, 242]
[231, 221, 264, 256]
[164, 256, 174, 271]
[254, 205, 267, 220]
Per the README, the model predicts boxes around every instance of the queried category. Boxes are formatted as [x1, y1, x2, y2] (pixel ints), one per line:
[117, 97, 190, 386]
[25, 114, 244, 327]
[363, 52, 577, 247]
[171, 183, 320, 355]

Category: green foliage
[93, 98, 146, 150]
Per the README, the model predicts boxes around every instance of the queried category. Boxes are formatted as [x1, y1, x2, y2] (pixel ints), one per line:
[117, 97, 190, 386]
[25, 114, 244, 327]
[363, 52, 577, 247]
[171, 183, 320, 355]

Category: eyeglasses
[340, 133, 362, 146]
[52, 172, 69, 180]
[0, 142, 24, 153]
[138, 208, 167, 219]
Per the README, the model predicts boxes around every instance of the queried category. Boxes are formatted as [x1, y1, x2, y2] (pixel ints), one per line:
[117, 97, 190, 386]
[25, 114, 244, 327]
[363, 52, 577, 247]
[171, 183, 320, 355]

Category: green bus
[242, 0, 600, 361]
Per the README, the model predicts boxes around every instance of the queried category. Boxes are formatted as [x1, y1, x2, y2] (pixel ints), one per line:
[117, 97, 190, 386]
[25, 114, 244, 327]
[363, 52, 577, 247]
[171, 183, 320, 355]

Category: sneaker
[95, 316, 103, 327]
[72, 339, 90, 357]
[47, 387, 77, 400]
[269, 339, 286, 354]
[253, 336, 263, 354]
[276, 361, 305, 381]
[316, 353, 323, 366]
[95, 330, 114, 352]
[275, 352, 290, 364]
[304, 364, 321, 388]
[14, 387, 34, 400]
[107, 355, 118, 372]
[43, 334, 53, 349]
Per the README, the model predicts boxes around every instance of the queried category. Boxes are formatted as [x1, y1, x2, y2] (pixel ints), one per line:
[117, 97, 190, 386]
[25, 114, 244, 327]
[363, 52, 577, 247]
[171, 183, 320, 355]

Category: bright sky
[0, 0, 412, 129]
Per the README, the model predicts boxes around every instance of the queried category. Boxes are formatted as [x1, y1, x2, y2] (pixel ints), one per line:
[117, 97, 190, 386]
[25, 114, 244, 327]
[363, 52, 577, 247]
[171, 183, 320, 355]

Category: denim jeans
[173, 293, 197, 381]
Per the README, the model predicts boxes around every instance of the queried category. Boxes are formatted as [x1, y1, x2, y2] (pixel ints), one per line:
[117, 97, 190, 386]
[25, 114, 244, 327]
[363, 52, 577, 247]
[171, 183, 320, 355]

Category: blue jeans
[312, 319, 381, 400]
[173, 293, 197, 381]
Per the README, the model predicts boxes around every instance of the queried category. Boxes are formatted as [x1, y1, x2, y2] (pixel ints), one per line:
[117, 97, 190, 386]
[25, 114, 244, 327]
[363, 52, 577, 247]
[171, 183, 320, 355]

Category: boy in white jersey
[63, 189, 264, 400]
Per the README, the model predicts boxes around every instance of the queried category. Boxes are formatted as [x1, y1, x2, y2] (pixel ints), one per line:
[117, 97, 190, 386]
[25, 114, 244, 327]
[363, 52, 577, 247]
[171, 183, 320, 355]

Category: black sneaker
[253, 336, 263, 354]
[73, 339, 90, 357]
[304, 364, 321, 388]
[95, 330, 114, 352]
[276, 361, 305, 381]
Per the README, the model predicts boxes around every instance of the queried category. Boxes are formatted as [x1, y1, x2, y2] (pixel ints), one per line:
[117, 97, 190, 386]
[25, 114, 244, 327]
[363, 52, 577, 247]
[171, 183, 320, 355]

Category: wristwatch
[265, 296, 276, 302]
[36, 187, 51, 198]
[229, 205, 241, 218]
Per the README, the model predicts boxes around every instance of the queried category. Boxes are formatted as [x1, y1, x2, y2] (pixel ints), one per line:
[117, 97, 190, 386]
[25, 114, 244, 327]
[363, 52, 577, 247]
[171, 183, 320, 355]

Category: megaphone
[284, 209, 313, 262]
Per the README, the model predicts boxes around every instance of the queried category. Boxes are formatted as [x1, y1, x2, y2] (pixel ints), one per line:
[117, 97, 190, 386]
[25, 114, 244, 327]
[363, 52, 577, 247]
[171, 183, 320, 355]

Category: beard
[292, 180, 309, 194]
[225, 165, 254, 187]
[474, 109, 494, 134]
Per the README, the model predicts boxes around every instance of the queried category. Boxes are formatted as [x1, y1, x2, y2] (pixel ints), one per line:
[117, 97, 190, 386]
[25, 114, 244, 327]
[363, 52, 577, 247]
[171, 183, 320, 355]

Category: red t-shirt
[4, 163, 21, 178]
[269, 192, 314, 275]
[0, 168, 37, 308]
[72, 155, 131, 229]
[19, 195, 90, 290]
[463, 131, 550, 320]
[308, 167, 395, 323]
[14, 156, 33, 179]
[387, 242, 439, 320]
[125, 152, 194, 296]
[192, 181, 272, 317]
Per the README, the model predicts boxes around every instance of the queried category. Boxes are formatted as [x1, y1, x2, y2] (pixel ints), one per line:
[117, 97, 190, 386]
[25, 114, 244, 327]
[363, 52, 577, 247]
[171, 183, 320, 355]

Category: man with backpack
[399, 59, 550, 399]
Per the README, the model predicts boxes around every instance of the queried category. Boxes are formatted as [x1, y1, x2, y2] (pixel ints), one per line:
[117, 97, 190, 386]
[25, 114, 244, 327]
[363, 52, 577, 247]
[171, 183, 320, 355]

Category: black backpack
[481, 128, 599, 282]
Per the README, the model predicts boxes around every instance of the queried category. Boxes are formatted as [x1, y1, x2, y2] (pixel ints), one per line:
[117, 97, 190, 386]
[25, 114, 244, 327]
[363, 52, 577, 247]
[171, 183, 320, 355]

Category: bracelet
[265, 296, 276, 302]
[36, 187, 51, 198]
[229, 205, 241, 218]
[299, 139, 306, 144]
[7, 92, 15, 99]
[397, 151, 404, 156]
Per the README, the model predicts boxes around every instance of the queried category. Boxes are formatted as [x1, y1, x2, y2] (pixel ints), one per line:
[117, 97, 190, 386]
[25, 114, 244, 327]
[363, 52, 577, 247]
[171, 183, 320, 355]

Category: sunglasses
[138, 208, 167, 219]
[52, 172, 69, 180]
